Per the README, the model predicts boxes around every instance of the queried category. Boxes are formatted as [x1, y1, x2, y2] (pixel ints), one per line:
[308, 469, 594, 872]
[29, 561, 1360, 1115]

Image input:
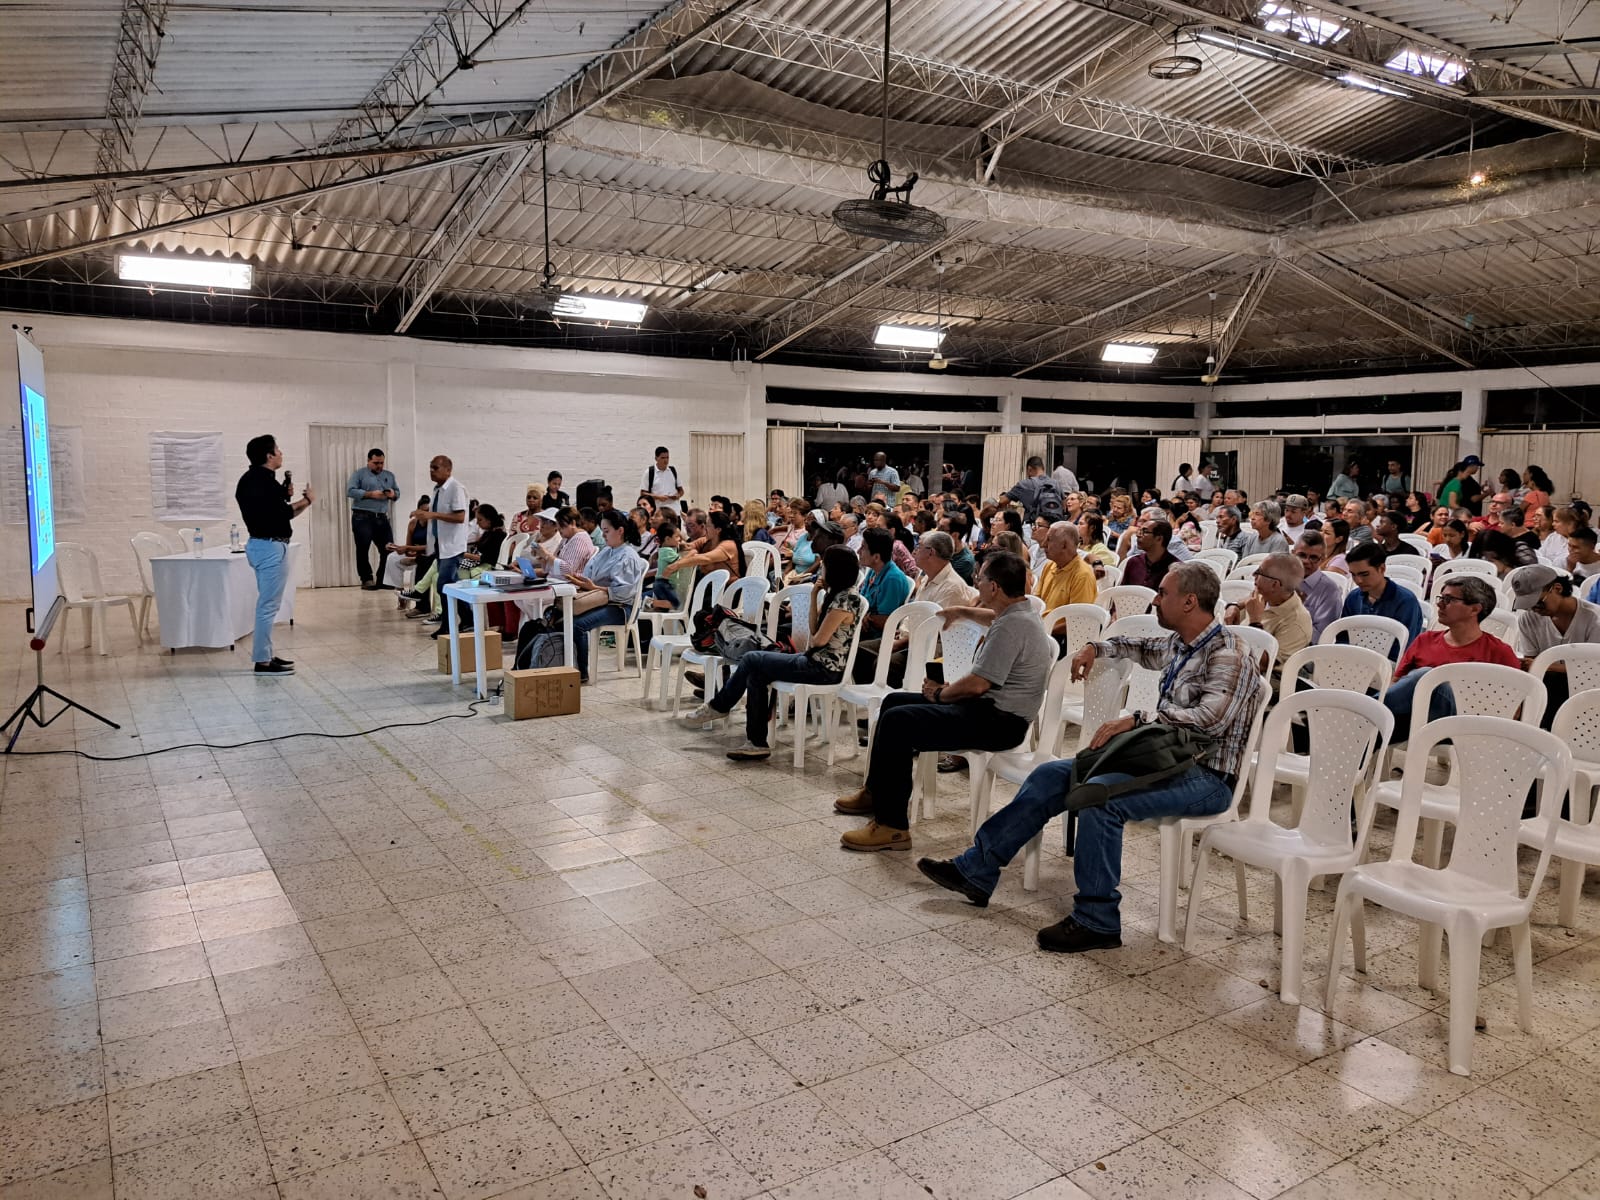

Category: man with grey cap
[1510, 563, 1600, 723]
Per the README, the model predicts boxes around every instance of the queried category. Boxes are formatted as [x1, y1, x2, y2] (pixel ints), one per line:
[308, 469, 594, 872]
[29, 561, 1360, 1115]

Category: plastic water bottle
[192, 529, 204, 558]
[229, 523, 240, 552]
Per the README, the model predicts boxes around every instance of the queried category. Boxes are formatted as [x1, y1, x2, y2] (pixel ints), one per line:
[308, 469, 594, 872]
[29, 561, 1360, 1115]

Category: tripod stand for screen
[2, 599, 119, 752]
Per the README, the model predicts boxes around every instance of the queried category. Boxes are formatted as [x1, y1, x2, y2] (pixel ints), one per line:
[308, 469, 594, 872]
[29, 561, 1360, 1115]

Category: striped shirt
[1091, 620, 1264, 780]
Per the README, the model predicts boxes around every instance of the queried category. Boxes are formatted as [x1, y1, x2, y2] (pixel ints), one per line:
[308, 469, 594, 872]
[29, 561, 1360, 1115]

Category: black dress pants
[865, 692, 1030, 829]
[352, 511, 394, 584]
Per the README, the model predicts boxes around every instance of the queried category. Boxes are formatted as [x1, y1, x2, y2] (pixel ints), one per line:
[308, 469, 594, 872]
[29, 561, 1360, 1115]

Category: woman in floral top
[681, 545, 867, 761]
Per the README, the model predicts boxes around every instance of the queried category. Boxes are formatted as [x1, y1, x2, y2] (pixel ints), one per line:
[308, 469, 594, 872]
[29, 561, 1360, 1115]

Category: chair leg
[1419, 920, 1444, 995]
[1183, 835, 1215, 950]
[1511, 921, 1535, 1035]
[640, 646, 655, 702]
[1421, 817, 1446, 869]
[1446, 924, 1483, 1076]
[1023, 830, 1041, 891]
[1324, 890, 1353, 1012]
[968, 767, 992, 837]
[1351, 900, 1367, 974]
[792, 689, 807, 769]
[1234, 862, 1249, 923]
[1156, 822, 1181, 944]
[1278, 867, 1309, 1006]
[1558, 857, 1585, 928]
[126, 603, 142, 646]
[93, 602, 108, 655]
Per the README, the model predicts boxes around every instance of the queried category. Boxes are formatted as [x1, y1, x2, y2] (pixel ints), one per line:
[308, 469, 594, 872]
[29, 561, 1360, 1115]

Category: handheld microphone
[282, 469, 293, 499]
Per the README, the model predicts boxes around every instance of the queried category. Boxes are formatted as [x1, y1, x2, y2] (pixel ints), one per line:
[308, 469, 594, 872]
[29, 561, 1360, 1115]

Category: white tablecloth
[150, 544, 304, 650]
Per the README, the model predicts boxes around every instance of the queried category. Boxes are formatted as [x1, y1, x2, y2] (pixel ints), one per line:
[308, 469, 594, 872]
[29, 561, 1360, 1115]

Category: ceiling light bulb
[116, 254, 253, 289]
[1102, 343, 1158, 365]
[874, 324, 944, 350]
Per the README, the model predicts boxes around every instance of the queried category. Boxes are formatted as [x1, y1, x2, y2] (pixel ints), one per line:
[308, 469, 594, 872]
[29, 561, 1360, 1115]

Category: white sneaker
[680, 704, 719, 725]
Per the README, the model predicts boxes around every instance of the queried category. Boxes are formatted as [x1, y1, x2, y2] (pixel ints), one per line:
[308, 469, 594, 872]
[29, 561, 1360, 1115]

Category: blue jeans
[244, 538, 288, 663]
[1382, 672, 1455, 733]
[649, 579, 679, 606]
[436, 553, 466, 630]
[572, 603, 623, 681]
[709, 650, 839, 746]
[953, 757, 1233, 937]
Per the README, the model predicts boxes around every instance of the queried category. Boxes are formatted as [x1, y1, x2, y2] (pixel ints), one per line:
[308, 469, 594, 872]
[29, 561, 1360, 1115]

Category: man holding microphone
[236, 434, 314, 676]
[347, 448, 398, 589]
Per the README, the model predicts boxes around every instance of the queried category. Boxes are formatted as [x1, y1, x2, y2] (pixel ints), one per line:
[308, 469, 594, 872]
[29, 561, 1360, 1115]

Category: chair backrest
[741, 541, 777, 581]
[1278, 643, 1393, 704]
[1190, 557, 1227, 581]
[1101, 585, 1155, 621]
[1398, 533, 1432, 556]
[130, 532, 170, 594]
[620, 569, 649, 623]
[1322, 570, 1356, 600]
[686, 569, 730, 620]
[1044, 603, 1106, 663]
[55, 541, 96, 604]
[1104, 613, 1163, 640]
[1318, 614, 1410, 660]
[1228, 553, 1270, 581]
[939, 619, 986, 682]
[1218, 579, 1256, 608]
[1218, 676, 1274, 820]
[1025, 594, 1046, 615]
[1552, 693, 1600, 824]
[901, 613, 944, 689]
[1077, 657, 1132, 751]
[720, 576, 769, 621]
[1095, 564, 1122, 591]
[1530, 644, 1600, 696]
[496, 531, 526, 568]
[1391, 716, 1570, 894]
[832, 593, 870, 684]
[1385, 565, 1428, 596]
[866, 600, 941, 687]
[1479, 610, 1518, 647]
[1406, 663, 1547, 749]
[1101, 614, 1164, 714]
[790, 582, 819, 644]
[1198, 520, 1219, 549]
[1249, 690, 1395, 854]
[174, 527, 199, 553]
[1430, 556, 1497, 596]
[1033, 656, 1077, 758]
[766, 583, 814, 640]
[1229, 624, 1279, 684]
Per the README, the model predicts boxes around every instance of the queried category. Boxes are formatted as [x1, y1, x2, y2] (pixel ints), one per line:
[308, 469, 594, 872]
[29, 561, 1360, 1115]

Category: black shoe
[360, 581, 379, 591]
[917, 858, 989, 907]
[254, 660, 294, 676]
[401, 590, 426, 603]
[937, 754, 968, 774]
[1036, 916, 1121, 954]
[270, 656, 294, 668]
[685, 668, 705, 688]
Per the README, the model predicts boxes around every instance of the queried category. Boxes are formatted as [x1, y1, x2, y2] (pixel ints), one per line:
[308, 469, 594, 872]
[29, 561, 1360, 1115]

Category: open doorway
[1283, 436, 1415, 498]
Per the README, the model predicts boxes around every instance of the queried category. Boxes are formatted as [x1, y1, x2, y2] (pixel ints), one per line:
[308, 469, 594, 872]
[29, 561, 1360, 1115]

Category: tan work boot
[834, 786, 873, 816]
[840, 821, 911, 853]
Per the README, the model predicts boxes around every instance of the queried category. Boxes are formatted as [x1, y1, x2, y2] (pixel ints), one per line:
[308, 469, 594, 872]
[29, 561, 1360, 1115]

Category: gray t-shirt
[969, 601, 1055, 718]
[1515, 599, 1600, 658]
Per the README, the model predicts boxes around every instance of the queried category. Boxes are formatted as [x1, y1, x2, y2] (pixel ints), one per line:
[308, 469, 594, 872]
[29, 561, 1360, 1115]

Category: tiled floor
[2, 588, 1599, 1199]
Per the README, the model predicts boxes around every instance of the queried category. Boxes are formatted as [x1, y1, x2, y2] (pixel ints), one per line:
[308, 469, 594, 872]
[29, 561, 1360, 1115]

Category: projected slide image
[22, 385, 53, 565]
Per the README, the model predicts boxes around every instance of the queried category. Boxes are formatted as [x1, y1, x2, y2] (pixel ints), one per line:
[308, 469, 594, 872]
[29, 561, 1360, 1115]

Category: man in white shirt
[1278, 494, 1310, 542]
[640, 446, 686, 513]
[814, 477, 847, 510]
[1052, 461, 1080, 495]
[867, 452, 900, 503]
[905, 467, 925, 496]
[419, 455, 470, 635]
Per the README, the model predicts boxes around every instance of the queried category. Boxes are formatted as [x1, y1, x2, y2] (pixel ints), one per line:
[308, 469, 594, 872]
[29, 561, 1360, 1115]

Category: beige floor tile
[990, 1003, 1132, 1076]
[502, 1025, 646, 1102]
[544, 1071, 698, 1161]
[364, 1005, 499, 1078]
[344, 967, 465, 1029]
[654, 1038, 798, 1122]
[0, 1156, 114, 1200]
[0, 1049, 102, 1118]
[1491, 1055, 1600, 1131]
[1161, 1098, 1342, 1199]
[240, 1030, 381, 1113]
[0, 1097, 109, 1187]
[0, 964, 97, 1020]
[97, 976, 222, 1042]
[389, 1050, 536, 1138]
[660, 937, 781, 994]
[764, 1149, 929, 1200]
[257, 1081, 411, 1178]
[752, 1011, 896, 1088]
[569, 957, 694, 1021]
[810, 1057, 969, 1148]
[1312, 1036, 1479, 1116]
[923, 962, 1058, 1026]
[1066, 1134, 1253, 1200]
[981, 1077, 1147, 1173]
[276, 1142, 445, 1200]
[1354, 1123, 1539, 1199]
[418, 1104, 581, 1200]
[884, 1112, 1058, 1200]
[103, 1016, 238, 1093]
[709, 971, 833, 1035]
[707, 1090, 873, 1190]
[607, 997, 741, 1065]
[110, 1112, 273, 1200]
[1147, 1020, 1303, 1098]
[472, 981, 600, 1048]
[1236, 1064, 1411, 1157]
[1421, 1087, 1600, 1187]
[1071, 1050, 1230, 1131]
[106, 1064, 251, 1154]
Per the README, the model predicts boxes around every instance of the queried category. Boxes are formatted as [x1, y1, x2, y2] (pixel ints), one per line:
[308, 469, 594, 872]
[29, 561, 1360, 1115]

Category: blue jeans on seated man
[572, 602, 624, 681]
[951, 758, 1233, 937]
[708, 650, 838, 746]
[1381, 672, 1456, 733]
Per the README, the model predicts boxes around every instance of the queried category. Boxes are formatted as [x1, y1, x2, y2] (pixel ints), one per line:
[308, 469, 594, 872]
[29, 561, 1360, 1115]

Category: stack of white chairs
[673, 576, 769, 714]
[640, 569, 728, 709]
[1327, 715, 1571, 1075]
[827, 601, 939, 766]
[1185, 689, 1395, 1003]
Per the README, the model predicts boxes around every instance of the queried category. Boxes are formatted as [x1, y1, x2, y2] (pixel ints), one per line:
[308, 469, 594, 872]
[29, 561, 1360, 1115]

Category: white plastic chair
[771, 586, 820, 745]
[1050, 604, 1109, 733]
[1521, 689, 1600, 927]
[911, 619, 989, 821]
[129, 532, 170, 636]
[1479, 609, 1518, 646]
[1198, 520, 1219, 550]
[587, 571, 649, 682]
[1228, 552, 1270, 581]
[174, 527, 200, 554]
[1148, 676, 1271, 943]
[1094, 564, 1122, 592]
[1195, 546, 1237, 572]
[640, 569, 727, 709]
[829, 600, 940, 765]
[1230, 622, 1279, 683]
[1528, 643, 1600, 698]
[774, 595, 864, 768]
[1326, 716, 1571, 1075]
[1398, 533, 1432, 556]
[1429, 556, 1498, 597]
[56, 542, 141, 655]
[1269, 645, 1393, 814]
[1025, 594, 1046, 615]
[741, 540, 778, 583]
[1187, 689, 1395, 1003]
[674, 576, 769, 715]
[1100, 585, 1155, 621]
[1319, 614, 1411, 661]
[1218, 579, 1255, 609]
[970, 655, 1076, 835]
[1385, 561, 1427, 590]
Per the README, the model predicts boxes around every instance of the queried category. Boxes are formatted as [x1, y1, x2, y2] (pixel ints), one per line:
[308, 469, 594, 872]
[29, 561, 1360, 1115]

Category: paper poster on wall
[1, 424, 86, 524]
[149, 431, 227, 521]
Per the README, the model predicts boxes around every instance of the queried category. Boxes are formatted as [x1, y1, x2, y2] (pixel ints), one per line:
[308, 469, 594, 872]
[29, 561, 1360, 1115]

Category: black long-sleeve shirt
[236, 465, 293, 539]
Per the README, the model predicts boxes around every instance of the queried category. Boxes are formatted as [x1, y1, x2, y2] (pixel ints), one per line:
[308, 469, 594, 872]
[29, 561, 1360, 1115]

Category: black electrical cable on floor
[4, 698, 497, 762]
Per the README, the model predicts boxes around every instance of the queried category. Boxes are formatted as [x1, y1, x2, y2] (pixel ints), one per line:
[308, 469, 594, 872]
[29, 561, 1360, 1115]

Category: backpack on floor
[514, 615, 564, 670]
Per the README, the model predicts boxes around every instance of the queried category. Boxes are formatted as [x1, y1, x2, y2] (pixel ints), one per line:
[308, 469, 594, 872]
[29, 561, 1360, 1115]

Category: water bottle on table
[229, 523, 241, 552]
[192, 529, 204, 558]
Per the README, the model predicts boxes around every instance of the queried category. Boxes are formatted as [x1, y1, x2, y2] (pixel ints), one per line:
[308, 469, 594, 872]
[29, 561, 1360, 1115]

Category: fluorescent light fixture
[1102, 343, 1158, 365]
[1257, 2, 1348, 45]
[1385, 48, 1468, 86]
[1338, 71, 1407, 96]
[116, 254, 252, 289]
[874, 324, 943, 350]
[552, 294, 647, 323]
[1192, 29, 1286, 62]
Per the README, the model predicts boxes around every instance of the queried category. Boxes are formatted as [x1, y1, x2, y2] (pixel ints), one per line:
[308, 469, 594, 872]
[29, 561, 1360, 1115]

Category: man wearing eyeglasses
[1382, 575, 1519, 731]
[1293, 532, 1342, 642]
[1222, 552, 1310, 687]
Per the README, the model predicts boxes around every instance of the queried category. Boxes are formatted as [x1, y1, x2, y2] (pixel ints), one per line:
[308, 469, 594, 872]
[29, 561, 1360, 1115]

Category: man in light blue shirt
[346, 448, 398, 589]
[867, 452, 901, 503]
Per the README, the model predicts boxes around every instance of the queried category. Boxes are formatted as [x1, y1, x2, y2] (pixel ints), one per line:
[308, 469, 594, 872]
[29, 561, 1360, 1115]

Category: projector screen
[13, 330, 58, 623]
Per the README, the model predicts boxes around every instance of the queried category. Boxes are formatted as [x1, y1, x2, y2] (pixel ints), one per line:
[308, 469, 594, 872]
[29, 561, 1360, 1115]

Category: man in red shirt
[1383, 575, 1520, 731]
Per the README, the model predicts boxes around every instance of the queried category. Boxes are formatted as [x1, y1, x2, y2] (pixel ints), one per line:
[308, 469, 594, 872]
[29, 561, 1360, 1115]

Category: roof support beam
[1012, 279, 1228, 376]
[1207, 262, 1276, 381]
[392, 0, 764, 332]
[93, 0, 171, 217]
[1278, 256, 1477, 368]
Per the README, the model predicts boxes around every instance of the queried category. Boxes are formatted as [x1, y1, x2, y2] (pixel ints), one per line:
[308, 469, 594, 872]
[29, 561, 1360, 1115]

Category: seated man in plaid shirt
[918, 560, 1265, 954]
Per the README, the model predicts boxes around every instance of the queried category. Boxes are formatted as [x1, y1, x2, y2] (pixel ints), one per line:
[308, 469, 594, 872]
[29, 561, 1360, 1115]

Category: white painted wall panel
[1156, 437, 1202, 494]
[1411, 433, 1458, 498]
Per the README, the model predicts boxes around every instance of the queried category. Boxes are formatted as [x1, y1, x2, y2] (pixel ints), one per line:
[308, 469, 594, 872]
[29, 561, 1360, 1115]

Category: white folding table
[441, 580, 577, 700]
[150, 544, 304, 651]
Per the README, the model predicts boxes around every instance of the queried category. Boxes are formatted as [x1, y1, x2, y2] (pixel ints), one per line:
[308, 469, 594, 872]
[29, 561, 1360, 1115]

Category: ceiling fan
[526, 141, 562, 320]
[926, 253, 964, 370]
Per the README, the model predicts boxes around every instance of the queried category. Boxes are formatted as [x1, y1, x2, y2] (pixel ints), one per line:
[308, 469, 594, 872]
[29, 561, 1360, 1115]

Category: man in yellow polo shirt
[1037, 522, 1097, 656]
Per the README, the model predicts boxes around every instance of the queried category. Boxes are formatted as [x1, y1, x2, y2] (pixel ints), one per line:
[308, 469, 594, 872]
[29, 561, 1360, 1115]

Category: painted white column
[1000, 385, 1024, 435]
[742, 361, 767, 501]
[1457, 386, 1485, 461]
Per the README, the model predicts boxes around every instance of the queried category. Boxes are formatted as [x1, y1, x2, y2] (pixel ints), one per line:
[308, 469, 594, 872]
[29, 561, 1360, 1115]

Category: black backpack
[1031, 479, 1065, 522]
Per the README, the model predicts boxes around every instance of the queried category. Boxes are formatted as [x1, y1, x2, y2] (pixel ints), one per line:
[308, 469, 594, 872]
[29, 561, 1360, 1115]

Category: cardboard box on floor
[504, 668, 581, 719]
[435, 630, 503, 674]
